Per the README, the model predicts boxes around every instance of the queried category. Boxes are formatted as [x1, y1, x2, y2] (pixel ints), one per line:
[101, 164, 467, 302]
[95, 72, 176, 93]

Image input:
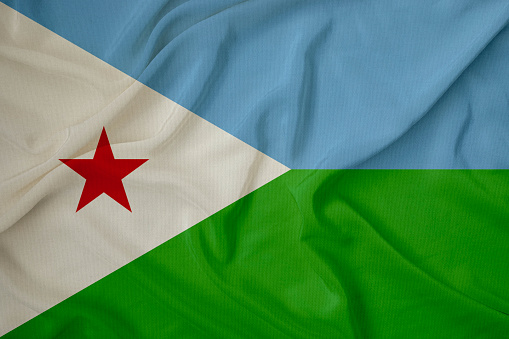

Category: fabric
[3, 0, 509, 169]
[1, 1, 509, 337]
[4, 170, 509, 338]
[0, 3, 287, 335]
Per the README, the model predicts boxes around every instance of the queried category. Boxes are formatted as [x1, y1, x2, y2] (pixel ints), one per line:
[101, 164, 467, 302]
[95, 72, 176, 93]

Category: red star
[60, 128, 148, 212]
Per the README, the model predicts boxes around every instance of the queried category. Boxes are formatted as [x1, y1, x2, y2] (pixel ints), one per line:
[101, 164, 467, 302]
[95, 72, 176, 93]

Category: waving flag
[1, 1, 508, 337]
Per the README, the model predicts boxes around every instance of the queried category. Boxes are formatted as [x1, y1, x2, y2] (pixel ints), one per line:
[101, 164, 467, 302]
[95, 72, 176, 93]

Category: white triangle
[0, 3, 288, 334]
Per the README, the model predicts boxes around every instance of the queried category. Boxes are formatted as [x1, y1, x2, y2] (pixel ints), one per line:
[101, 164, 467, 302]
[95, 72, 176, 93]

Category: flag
[1, 1, 509, 337]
